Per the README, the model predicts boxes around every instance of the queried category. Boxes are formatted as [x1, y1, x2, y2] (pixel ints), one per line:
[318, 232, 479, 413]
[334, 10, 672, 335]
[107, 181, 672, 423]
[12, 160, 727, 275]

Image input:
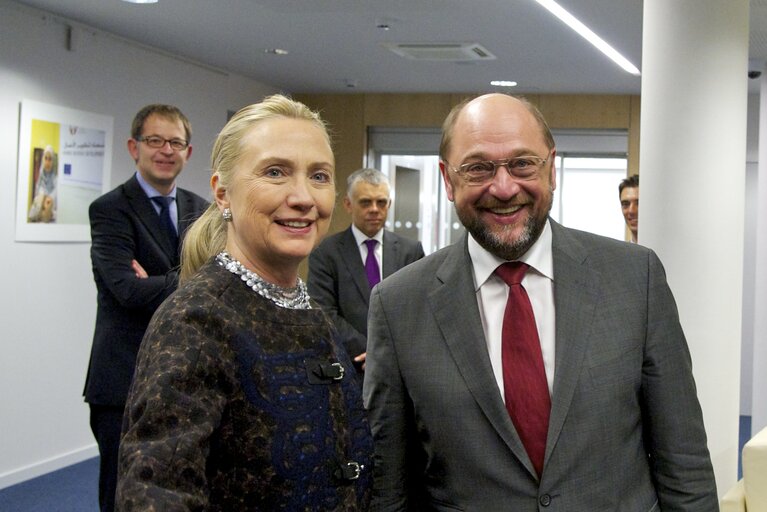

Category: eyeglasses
[446, 154, 550, 185]
[137, 135, 189, 151]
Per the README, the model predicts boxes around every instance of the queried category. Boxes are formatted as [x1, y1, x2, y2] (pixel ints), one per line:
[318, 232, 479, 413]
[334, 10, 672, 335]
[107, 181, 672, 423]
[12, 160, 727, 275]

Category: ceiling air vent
[383, 43, 496, 61]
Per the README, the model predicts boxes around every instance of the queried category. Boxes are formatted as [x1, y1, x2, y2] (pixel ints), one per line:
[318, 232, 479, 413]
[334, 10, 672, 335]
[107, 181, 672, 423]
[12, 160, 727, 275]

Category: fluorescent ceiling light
[121, 0, 158, 4]
[534, 0, 640, 76]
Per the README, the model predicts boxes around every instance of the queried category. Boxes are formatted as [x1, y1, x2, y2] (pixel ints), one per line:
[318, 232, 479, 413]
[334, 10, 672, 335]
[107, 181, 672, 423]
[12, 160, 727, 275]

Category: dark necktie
[495, 262, 550, 477]
[151, 196, 178, 249]
[364, 239, 381, 288]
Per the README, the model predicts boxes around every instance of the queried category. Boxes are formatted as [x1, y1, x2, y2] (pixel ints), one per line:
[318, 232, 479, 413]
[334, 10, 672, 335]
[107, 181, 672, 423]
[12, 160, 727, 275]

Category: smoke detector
[383, 42, 496, 61]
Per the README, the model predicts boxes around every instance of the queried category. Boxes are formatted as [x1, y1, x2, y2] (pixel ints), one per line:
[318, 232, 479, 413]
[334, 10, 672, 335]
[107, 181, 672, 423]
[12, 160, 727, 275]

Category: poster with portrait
[15, 100, 113, 242]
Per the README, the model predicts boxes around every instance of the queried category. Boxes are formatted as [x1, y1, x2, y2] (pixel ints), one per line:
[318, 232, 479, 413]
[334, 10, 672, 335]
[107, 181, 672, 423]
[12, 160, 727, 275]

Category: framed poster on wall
[15, 100, 113, 242]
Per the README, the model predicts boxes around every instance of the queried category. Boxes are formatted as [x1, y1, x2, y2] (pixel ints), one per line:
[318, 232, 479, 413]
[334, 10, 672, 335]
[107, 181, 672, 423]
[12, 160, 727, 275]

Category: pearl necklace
[216, 252, 311, 310]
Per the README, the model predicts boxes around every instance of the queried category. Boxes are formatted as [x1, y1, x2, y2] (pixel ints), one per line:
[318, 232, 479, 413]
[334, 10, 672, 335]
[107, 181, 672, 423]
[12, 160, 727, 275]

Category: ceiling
[11, 0, 767, 95]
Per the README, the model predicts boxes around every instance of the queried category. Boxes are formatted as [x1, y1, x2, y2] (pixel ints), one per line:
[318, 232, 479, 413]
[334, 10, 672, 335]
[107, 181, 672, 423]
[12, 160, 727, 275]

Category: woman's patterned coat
[117, 259, 373, 511]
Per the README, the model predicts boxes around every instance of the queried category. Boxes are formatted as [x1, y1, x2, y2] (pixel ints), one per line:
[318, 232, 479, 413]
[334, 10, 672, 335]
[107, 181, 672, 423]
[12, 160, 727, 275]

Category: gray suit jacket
[363, 220, 718, 511]
[308, 227, 424, 358]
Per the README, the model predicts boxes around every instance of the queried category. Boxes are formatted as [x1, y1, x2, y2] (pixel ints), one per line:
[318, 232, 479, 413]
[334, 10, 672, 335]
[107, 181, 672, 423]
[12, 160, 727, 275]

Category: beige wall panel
[363, 94, 456, 126]
[628, 95, 641, 176]
[517, 93, 542, 108]
[538, 95, 631, 129]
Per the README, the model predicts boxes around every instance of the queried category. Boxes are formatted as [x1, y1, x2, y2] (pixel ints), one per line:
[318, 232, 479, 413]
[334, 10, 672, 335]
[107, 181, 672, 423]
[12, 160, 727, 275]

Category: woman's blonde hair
[179, 94, 330, 282]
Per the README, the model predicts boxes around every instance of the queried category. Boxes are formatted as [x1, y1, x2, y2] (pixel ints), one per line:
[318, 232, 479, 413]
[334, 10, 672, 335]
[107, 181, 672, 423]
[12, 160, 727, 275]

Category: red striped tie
[495, 262, 550, 477]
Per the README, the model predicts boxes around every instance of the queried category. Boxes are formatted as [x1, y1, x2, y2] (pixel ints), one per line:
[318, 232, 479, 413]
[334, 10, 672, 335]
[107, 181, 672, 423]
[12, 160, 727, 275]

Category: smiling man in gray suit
[308, 168, 424, 372]
[363, 94, 717, 511]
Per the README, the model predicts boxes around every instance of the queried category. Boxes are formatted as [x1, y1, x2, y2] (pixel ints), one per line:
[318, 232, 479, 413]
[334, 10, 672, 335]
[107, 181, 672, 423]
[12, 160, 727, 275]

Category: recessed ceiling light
[264, 48, 289, 55]
[121, 0, 158, 4]
[534, 0, 640, 75]
[491, 80, 518, 87]
[376, 17, 398, 31]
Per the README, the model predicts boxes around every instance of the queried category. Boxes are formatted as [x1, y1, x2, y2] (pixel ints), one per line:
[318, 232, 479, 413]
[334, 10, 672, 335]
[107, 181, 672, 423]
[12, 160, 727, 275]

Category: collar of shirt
[467, 219, 554, 290]
[135, 171, 177, 201]
[351, 224, 384, 265]
[350, 224, 383, 246]
[135, 172, 179, 230]
[468, 219, 556, 397]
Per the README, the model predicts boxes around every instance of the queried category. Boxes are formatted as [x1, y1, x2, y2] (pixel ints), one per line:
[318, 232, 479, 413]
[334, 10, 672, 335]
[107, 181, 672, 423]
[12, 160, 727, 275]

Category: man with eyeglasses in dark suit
[83, 104, 208, 512]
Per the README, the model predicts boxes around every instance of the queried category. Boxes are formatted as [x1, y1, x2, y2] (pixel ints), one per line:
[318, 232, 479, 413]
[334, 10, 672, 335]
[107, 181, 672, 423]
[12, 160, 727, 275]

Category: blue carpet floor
[0, 416, 754, 510]
[738, 414, 751, 480]
[0, 457, 99, 512]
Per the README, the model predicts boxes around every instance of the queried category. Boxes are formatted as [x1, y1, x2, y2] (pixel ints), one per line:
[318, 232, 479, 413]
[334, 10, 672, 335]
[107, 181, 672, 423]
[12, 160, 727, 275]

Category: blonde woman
[117, 95, 372, 511]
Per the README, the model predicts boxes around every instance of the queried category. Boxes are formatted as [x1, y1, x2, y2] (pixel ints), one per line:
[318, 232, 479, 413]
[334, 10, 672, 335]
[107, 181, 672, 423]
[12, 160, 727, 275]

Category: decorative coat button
[306, 360, 345, 384]
[539, 494, 551, 507]
[334, 461, 363, 481]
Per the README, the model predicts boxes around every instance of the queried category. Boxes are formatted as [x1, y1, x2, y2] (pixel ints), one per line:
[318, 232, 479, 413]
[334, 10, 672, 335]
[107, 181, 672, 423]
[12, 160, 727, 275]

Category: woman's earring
[222, 208, 233, 222]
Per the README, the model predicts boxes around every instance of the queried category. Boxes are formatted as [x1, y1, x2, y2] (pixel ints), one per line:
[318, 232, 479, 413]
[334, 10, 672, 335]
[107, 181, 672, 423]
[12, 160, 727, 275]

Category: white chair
[721, 425, 767, 511]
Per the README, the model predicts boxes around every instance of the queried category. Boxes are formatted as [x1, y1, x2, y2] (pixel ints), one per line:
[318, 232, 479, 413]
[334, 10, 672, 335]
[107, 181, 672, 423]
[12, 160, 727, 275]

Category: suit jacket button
[539, 494, 551, 507]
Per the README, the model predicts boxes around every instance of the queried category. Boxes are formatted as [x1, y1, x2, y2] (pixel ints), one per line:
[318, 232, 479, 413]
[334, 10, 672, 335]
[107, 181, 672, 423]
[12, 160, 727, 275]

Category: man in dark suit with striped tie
[83, 104, 208, 512]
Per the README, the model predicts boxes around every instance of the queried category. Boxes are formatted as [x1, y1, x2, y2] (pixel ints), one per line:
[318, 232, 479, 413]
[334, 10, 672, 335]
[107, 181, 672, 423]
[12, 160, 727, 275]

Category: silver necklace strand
[216, 251, 312, 310]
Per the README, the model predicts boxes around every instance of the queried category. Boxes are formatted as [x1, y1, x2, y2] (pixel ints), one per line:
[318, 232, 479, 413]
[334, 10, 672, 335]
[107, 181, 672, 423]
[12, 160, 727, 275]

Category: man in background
[364, 94, 717, 510]
[83, 104, 208, 512]
[619, 174, 639, 243]
[308, 167, 424, 371]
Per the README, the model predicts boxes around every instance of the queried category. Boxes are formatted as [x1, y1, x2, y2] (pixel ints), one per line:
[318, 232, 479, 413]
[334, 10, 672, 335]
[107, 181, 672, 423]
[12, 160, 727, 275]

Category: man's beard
[457, 190, 552, 261]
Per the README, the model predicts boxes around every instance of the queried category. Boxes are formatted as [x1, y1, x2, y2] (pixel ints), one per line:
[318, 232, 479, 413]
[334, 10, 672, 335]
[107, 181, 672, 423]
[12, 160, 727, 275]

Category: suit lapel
[123, 176, 177, 264]
[338, 228, 372, 303]
[545, 222, 600, 467]
[430, 225, 602, 479]
[176, 189, 201, 241]
[381, 231, 399, 278]
[428, 235, 532, 470]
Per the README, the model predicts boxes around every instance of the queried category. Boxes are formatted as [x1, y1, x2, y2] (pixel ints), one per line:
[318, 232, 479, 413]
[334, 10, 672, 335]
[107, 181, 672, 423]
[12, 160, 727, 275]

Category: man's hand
[354, 352, 366, 371]
[131, 259, 148, 279]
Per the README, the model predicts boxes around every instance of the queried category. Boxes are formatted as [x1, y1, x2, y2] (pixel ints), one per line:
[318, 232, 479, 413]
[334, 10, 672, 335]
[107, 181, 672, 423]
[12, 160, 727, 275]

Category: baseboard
[0, 444, 99, 490]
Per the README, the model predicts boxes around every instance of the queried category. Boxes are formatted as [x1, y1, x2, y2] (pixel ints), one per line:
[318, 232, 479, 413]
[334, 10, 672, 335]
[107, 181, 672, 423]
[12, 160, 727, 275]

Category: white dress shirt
[136, 171, 178, 232]
[469, 220, 556, 398]
[350, 224, 384, 270]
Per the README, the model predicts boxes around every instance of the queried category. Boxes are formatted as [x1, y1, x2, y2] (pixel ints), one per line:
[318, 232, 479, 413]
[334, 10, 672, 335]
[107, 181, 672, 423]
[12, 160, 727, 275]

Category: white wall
[742, 94, 760, 416]
[752, 71, 767, 434]
[0, 0, 277, 488]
